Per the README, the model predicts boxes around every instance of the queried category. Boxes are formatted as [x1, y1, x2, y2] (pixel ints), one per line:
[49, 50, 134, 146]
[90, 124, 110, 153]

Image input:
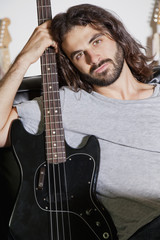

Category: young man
[0, 4, 160, 240]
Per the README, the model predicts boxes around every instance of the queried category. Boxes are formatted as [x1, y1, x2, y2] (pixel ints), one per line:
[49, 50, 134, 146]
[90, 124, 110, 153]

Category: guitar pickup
[38, 166, 46, 190]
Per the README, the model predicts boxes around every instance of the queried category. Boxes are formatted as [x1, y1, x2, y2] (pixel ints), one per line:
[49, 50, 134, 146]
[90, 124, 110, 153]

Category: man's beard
[79, 44, 124, 87]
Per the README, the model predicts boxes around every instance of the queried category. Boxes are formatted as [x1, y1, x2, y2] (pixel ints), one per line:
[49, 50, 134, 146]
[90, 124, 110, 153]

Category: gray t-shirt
[16, 83, 160, 240]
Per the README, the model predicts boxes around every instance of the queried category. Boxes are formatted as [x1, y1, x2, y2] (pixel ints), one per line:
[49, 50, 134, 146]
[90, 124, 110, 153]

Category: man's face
[62, 24, 124, 87]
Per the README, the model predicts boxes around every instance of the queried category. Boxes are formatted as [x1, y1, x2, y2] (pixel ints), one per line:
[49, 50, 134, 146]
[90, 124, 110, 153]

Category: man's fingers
[40, 20, 52, 29]
[51, 40, 58, 52]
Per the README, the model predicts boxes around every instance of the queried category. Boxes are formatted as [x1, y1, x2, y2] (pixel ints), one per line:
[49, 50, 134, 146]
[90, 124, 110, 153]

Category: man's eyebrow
[70, 33, 104, 60]
[88, 33, 104, 44]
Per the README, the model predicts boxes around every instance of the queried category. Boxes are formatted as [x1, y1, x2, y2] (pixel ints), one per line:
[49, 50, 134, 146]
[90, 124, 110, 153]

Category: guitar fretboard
[36, 0, 66, 164]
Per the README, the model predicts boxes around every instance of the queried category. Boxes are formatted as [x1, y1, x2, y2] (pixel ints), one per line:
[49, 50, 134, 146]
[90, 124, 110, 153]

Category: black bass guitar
[9, 0, 118, 239]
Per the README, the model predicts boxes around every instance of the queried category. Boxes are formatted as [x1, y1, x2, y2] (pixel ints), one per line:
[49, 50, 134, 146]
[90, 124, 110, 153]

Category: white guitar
[0, 18, 12, 79]
[152, 0, 160, 63]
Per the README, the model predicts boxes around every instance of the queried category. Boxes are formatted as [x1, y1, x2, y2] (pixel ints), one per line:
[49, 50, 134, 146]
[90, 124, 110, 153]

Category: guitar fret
[43, 84, 59, 88]
[42, 73, 58, 76]
[47, 152, 66, 155]
[44, 107, 61, 110]
[46, 136, 65, 140]
[38, 5, 51, 8]
[41, 53, 56, 57]
[46, 133, 64, 137]
[45, 108, 61, 111]
[45, 105, 61, 108]
[46, 114, 62, 117]
[46, 133, 64, 136]
[45, 133, 64, 136]
[46, 134, 64, 137]
[43, 91, 59, 94]
[45, 112, 62, 115]
[44, 99, 60, 102]
[45, 121, 63, 124]
[47, 156, 66, 160]
[46, 137, 65, 141]
[44, 109, 61, 112]
[45, 131, 64, 134]
[43, 90, 59, 93]
[43, 95, 60, 99]
[38, 18, 51, 23]
[46, 142, 65, 145]
[46, 142, 65, 146]
[46, 141, 65, 146]
[44, 108, 61, 112]
[43, 98, 60, 102]
[43, 81, 59, 85]
[46, 136, 65, 139]
[46, 147, 65, 150]
[43, 90, 60, 93]
[45, 134, 64, 138]
[45, 127, 63, 131]
[46, 151, 66, 155]
[46, 140, 65, 143]
[47, 155, 66, 158]
[42, 59, 55, 61]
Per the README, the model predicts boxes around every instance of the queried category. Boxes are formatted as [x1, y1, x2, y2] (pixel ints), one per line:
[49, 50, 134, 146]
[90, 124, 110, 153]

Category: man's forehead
[62, 25, 105, 52]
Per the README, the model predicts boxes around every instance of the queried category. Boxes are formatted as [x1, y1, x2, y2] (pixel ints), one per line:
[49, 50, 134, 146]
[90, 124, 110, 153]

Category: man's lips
[94, 62, 110, 74]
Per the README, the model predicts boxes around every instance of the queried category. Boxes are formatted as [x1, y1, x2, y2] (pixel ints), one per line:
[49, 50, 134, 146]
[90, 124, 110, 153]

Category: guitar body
[9, 119, 117, 240]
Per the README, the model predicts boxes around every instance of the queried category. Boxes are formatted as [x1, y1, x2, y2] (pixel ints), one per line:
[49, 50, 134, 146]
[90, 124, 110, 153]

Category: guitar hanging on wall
[152, 0, 160, 63]
[9, 0, 118, 239]
[0, 18, 11, 79]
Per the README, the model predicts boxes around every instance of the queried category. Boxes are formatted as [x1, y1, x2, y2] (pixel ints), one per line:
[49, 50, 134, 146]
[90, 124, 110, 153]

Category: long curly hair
[51, 4, 154, 92]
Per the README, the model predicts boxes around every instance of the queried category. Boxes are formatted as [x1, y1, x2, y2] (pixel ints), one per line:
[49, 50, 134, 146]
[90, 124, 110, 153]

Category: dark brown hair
[51, 4, 154, 92]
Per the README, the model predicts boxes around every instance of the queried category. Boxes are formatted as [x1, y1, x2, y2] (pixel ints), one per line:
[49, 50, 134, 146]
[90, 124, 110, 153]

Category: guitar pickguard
[8, 119, 118, 240]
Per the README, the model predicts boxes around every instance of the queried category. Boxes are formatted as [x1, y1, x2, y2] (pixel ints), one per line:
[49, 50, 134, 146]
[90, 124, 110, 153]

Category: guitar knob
[85, 208, 93, 215]
[96, 221, 101, 227]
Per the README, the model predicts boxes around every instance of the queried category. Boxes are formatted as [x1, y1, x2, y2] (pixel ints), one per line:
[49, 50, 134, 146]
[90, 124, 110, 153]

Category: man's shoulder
[60, 86, 91, 100]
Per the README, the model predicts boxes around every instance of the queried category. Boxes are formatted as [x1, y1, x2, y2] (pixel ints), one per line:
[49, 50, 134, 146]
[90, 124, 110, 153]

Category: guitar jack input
[103, 232, 110, 239]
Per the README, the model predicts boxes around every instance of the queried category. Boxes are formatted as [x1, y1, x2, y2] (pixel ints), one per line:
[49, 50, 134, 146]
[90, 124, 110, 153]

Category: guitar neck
[36, 0, 66, 164]
[37, 0, 52, 25]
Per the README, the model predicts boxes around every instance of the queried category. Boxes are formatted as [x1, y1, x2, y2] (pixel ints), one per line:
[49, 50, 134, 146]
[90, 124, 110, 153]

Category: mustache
[90, 59, 113, 74]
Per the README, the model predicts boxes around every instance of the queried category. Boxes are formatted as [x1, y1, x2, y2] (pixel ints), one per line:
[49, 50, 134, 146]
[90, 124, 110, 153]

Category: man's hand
[17, 20, 57, 67]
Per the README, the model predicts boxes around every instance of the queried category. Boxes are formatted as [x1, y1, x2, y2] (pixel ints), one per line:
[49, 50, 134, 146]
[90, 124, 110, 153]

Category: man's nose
[85, 50, 100, 65]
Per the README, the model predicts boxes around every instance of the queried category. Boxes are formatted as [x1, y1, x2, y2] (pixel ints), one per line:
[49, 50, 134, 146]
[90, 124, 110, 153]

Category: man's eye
[93, 39, 102, 46]
[76, 52, 84, 60]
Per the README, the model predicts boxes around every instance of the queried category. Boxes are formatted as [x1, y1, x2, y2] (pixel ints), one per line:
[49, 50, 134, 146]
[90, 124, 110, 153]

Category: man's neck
[93, 61, 154, 100]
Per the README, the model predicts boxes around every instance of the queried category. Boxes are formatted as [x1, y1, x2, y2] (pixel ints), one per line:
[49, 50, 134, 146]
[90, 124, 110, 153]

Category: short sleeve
[15, 96, 44, 134]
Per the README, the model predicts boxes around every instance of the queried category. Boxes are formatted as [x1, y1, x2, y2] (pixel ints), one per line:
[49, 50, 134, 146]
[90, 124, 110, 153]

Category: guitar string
[54, 71, 66, 240]
[50, 27, 73, 240]
[40, 0, 55, 239]
[46, 24, 72, 240]
[43, 1, 66, 239]
[40, 1, 72, 239]
[54, 62, 72, 240]
[45, 2, 72, 239]
[46, 51, 64, 240]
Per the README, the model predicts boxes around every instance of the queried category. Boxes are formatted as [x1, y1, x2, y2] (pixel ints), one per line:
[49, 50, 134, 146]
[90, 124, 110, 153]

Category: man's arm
[0, 20, 55, 147]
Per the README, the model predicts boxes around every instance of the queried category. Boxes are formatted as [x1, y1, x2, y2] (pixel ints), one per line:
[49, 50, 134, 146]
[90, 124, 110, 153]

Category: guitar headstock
[0, 18, 12, 48]
[153, 0, 160, 24]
